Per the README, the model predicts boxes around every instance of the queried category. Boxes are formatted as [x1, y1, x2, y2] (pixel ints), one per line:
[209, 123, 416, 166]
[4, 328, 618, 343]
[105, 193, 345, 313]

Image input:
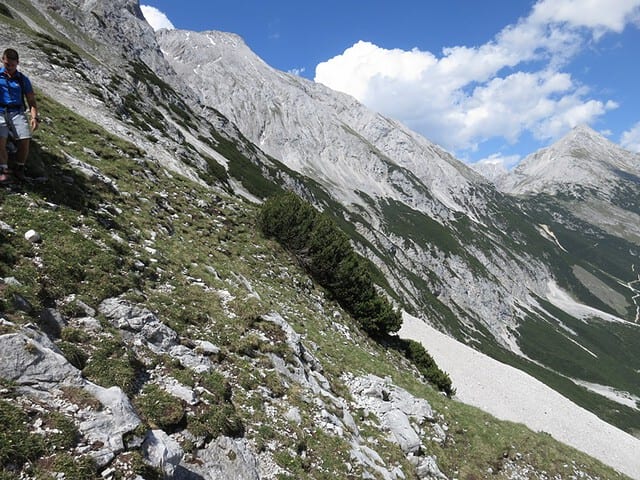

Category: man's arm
[26, 91, 39, 131]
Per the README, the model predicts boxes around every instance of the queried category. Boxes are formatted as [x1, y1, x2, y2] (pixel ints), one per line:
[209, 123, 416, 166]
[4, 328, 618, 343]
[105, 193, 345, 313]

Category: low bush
[82, 338, 145, 395]
[134, 384, 185, 430]
[400, 338, 455, 396]
[258, 192, 401, 337]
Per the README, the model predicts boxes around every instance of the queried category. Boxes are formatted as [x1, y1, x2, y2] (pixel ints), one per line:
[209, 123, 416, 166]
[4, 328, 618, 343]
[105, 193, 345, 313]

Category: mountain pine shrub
[400, 338, 454, 396]
[258, 191, 401, 337]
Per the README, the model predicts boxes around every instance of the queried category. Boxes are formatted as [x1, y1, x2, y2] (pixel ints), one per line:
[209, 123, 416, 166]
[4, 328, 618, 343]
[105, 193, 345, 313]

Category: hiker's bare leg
[0, 137, 8, 166]
[17, 138, 29, 166]
[0, 137, 9, 182]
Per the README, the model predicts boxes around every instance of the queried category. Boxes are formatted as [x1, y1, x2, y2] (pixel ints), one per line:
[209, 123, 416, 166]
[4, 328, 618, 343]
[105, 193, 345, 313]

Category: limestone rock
[0, 330, 83, 388]
[142, 429, 183, 476]
[99, 297, 159, 331]
[179, 436, 260, 480]
[79, 384, 142, 467]
[24, 229, 41, 243]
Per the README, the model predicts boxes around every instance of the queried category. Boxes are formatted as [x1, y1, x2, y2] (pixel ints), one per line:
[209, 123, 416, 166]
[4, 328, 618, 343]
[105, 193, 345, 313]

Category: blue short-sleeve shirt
[0, 67, 34, 108]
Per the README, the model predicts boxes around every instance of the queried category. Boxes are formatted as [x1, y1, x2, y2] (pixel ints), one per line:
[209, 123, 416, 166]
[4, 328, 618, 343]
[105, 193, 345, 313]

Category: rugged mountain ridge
[155, 28, 553, 336]
[496, 125, 640, 246]
[153, 25, 640, 436]
[496, 125, 640, 198]
[0, 0, 639, 478]
[156, 29, 488, 218]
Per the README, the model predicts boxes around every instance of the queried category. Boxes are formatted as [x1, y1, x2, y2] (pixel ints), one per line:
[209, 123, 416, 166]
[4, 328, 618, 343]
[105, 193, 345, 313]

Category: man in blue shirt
[0, 48, 40, 184]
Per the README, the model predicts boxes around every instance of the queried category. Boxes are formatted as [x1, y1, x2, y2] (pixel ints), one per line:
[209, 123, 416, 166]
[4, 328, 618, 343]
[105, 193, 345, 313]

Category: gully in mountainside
[630, 264, 640, 323]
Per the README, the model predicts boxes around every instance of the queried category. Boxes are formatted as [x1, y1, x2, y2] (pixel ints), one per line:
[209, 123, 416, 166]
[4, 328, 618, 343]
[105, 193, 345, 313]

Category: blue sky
[140, 1, 640, 167]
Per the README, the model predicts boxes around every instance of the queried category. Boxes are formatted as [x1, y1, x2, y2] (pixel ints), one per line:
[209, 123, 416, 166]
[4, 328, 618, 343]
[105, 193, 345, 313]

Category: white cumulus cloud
[470, 153, 520, 180]
[141, 5, 175, 31]
[531, 0, 640, 37]
[621, 122, 640, 152]
[314, 0, 640, 158]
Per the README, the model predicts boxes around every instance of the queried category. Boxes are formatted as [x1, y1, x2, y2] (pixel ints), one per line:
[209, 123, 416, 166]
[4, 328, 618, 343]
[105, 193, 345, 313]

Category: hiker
[0, 48, 40, 184]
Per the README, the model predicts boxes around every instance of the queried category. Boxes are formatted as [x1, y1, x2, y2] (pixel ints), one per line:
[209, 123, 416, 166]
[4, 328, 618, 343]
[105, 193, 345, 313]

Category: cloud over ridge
[315, 0, 640, 162]
[141, 5, 175, 31]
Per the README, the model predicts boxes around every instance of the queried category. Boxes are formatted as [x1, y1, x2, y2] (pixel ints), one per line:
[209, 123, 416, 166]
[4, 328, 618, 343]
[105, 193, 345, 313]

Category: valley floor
[399, 313, 640, 480]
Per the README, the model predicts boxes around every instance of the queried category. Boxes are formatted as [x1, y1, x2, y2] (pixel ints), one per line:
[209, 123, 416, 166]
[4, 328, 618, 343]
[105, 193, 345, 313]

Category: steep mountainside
[155, 29, 553, 332]
[0, 1, 639, 479]
[156, 29, 488, 219]
[154, 27, 640, 437]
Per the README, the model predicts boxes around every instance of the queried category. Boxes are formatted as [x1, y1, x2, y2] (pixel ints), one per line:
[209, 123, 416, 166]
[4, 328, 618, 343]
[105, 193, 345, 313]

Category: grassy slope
[8, 0, 638, 445]
[0, 91, 631, 479]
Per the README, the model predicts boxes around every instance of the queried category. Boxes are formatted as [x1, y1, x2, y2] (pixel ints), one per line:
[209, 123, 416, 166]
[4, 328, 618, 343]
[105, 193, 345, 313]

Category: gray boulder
[0, 327, 141, 468]
[0, 330, 82, 387]
[80, 384, 142, 467]
[382, 408, 422, 454]
[346, 374, 447, 479]
[180, 436, 260, 480]
[142, 429, 184, 476]
[99, 297, 159, 331]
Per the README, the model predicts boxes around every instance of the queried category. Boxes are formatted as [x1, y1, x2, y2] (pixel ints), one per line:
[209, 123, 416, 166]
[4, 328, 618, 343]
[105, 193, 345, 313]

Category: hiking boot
[12, 164, 28, 183]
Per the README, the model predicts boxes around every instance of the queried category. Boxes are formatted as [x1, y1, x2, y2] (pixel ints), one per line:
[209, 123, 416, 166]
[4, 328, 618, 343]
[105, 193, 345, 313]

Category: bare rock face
[496, 125, 640, 198]
[143, 429, 184, 477]
[79, 384, 142, 467]
[0, 327, 141, 467]
[346, 374, 447, 480]
[0, 329, 83, 387]
[179, 436, 261, 480]
[33, 0, 167, 73]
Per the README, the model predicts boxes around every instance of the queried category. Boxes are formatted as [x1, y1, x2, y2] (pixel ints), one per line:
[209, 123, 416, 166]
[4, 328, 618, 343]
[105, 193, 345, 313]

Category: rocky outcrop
[179, 436, 261, 480]
[0, 328, 83, 388]
[346, 374, 447, 480]
[32, 0, 172, 77]
[0, 296, 453, 479]
[0, 323, 141, 467]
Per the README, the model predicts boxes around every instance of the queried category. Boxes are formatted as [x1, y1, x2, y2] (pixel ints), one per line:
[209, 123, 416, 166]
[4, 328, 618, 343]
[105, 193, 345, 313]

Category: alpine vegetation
[258, 191, 402, 338]
[0, 1, 638, 479]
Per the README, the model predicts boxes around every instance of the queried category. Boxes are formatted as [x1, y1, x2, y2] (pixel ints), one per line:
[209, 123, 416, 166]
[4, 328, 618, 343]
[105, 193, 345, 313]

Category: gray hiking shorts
[0, 110, 31, 140]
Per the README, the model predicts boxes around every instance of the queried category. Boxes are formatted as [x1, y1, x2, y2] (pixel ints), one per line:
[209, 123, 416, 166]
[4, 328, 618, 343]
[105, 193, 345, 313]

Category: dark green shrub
[401, 339, 454, 396]
[258, 191, 317, 252]
[258, 192, 401, 336]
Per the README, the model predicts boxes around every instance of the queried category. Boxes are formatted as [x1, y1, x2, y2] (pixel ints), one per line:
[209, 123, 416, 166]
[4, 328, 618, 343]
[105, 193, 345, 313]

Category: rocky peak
[496, 124, 640, 197]
[32, 0, 173, 77]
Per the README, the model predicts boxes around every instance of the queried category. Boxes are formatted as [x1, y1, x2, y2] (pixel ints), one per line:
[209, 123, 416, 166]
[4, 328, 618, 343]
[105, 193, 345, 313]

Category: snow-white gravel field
[399, 313, 640, 480]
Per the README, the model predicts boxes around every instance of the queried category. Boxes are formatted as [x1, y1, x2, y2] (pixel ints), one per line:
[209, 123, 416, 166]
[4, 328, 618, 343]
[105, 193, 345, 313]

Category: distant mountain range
[155, 28, 640, 437]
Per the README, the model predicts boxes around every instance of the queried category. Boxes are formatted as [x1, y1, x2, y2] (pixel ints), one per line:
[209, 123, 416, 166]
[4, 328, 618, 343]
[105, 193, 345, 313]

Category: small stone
[24, 229, 41, 243]
[0, 221, 15, 233]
